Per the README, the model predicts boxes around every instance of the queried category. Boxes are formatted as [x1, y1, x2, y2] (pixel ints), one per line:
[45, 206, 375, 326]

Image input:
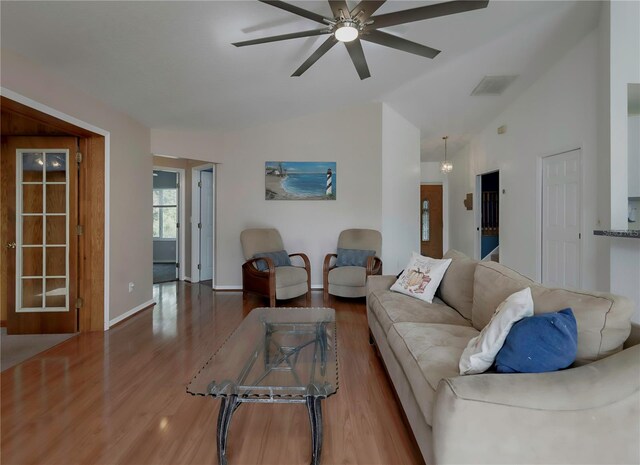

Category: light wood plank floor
[1, 282, 424, 465]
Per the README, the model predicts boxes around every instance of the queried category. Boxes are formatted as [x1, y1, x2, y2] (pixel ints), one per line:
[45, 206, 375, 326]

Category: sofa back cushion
[472, 262, 633, 364]
[437, 250, 477, 321]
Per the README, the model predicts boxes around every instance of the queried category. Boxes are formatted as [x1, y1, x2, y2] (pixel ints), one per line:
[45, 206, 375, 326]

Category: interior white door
[542, 149, 581, 288]
[199, 171, 214, 281]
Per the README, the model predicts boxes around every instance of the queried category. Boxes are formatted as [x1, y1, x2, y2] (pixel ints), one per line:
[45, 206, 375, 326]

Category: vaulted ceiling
[1, 1, 601, 160]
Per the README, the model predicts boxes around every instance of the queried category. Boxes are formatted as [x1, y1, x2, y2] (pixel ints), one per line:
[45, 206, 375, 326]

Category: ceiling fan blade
[328, 0, 351, 19]
[345, 39, 371, 80]
[369, 0, 489, 29]
[233, 29, 331, 47]
[259, 0, 330, 25]
[362, 30, 440, 58]
[350, 1, 386, 22]
[292, 36, 338, 77]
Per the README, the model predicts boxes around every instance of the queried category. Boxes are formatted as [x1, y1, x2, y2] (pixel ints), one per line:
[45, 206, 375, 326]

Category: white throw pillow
[390, 252, 452, 304]
[459, 287, 534, 375]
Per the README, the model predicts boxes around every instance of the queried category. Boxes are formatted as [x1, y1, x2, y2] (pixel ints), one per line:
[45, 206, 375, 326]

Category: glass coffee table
[187, 307, 338, 465]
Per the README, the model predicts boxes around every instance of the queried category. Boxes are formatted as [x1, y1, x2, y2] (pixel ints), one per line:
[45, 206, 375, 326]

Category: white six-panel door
[542, 149, 582, 288]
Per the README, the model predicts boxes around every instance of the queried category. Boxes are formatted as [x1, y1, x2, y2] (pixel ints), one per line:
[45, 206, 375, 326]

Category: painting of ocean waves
[265, 162, 336, 200]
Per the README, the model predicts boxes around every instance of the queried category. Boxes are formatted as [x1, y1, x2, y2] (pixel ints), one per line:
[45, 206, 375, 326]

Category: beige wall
[152, 104, 394, 287]
[2, 48, 152, 325]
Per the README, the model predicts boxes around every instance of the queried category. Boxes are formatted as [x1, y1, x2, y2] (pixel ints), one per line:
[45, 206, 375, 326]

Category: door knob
[6, 242, 16, 249]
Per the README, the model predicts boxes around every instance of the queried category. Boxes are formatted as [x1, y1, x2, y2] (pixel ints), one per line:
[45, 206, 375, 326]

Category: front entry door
[420, 184, 443, 258]
[1, 137, 78, 334]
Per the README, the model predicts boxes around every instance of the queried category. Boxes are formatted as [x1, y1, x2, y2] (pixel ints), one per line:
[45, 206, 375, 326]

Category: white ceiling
[1, 1, 601, 160]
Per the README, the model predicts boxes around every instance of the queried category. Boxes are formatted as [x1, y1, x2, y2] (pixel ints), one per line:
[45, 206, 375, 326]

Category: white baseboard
[214, 284, 324, 291]
[108, 299, 156, 328]
[183, 276, 192, 282]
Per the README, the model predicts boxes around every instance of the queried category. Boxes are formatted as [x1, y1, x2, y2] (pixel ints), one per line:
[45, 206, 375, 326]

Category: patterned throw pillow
[459, 287, 534, 375]
[335, 248, 375, 267]
[390, 252, 452, 303]
[252, 250, 292, 271]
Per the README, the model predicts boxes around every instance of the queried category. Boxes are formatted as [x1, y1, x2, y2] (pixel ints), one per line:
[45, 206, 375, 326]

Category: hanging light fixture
[440, 136, 453, 174]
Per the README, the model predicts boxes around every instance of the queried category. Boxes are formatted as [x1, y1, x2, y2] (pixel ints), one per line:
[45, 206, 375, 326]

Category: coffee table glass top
[187, 307, 337, 399]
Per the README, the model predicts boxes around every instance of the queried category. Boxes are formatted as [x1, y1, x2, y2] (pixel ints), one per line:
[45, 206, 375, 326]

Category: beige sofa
[366, 250, 640, 465]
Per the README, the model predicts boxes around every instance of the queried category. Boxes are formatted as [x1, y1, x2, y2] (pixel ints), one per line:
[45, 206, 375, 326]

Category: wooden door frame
[1, 89, 110, 331]
[537, 147, 583, 286]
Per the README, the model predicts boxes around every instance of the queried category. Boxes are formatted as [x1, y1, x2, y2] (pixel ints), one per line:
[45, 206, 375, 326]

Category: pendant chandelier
[440, 136, 453, 174]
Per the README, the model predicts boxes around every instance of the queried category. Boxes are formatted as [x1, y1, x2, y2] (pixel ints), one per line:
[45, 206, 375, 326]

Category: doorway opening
[1, 96, 106, 340]
[152, 169, 183, 284]
[475, 171, 500, 261]
[192, 164, 215, 286]
[420, 184, 444, 258]
[540, 149, 582, 288]
[152, 155, 215, 289]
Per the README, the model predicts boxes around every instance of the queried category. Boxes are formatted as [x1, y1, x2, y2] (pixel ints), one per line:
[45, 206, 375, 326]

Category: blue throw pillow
[335, 248, 375, 267]
[253, 250, 291, 271]
[494, 308, 577, 373]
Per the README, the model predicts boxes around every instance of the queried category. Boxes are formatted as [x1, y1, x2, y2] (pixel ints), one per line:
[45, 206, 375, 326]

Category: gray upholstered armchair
[240, 228, 310, 307]
[323, 229, 382, 302]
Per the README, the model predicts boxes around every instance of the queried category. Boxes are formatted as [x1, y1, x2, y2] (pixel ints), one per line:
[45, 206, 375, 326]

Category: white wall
[152, 104, 387, 288]
[1, 48, 153, 325]
[381, 105, 421, 274]
[608, 0, 640, 323]
[447, 28, 609, 292]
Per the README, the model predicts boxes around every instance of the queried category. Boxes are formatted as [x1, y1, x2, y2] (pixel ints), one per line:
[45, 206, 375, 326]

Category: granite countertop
[593, 230, 640, 238]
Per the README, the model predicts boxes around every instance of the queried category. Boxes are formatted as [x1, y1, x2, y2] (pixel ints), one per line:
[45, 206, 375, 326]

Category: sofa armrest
[366, 275, 396, 295]
[433, 345, 640, 464]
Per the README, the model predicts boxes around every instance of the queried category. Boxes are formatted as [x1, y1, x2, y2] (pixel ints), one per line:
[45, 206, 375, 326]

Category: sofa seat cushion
[387, 322, 480, 425]
[328, 266, 366, 287]
[369, 289, 471, 335]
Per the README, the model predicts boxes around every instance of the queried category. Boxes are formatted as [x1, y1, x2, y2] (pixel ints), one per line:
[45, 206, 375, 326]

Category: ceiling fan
[233, 0, 489, 80]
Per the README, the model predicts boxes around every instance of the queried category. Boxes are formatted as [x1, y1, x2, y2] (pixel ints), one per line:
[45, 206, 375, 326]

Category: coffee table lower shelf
[215, 389, 324, 465]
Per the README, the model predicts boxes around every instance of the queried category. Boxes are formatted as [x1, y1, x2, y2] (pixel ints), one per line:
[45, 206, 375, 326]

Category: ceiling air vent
[471, 75, 518, 96]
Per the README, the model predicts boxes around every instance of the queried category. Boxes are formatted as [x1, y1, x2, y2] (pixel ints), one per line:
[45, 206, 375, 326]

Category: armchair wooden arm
[323, 253, 338, 302]
[242, 257, 276, 306]
[366, 256, 383, 277]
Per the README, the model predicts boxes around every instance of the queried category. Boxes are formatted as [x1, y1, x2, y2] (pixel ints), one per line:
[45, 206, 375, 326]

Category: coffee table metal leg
[217, 395, 238, 465]
[306, 396, 323, 465]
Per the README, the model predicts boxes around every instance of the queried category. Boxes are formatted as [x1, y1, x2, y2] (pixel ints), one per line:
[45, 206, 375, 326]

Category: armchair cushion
[253, 250, 291, 271]
[274, 266, 308, 289]
[335, 248, 375, 267]
[328, 266, 367, 287]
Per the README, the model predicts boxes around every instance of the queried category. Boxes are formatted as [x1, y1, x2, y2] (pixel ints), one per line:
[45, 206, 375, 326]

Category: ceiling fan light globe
[334, 24, 359, 42]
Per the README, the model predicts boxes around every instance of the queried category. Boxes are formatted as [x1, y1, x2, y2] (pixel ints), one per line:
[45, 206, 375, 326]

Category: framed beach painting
[265, 162, 336, 200]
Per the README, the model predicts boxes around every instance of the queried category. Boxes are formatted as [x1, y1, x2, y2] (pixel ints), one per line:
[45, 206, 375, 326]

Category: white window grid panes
[153, 188, 178, 240]
[16, 150, 70, 312]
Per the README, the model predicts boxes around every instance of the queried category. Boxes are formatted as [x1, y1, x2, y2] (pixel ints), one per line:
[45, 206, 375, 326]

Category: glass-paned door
[17, 150, 70, 312]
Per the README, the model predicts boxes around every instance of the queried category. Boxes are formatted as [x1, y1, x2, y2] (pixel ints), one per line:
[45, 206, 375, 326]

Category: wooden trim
[78, 136, 105, 331]
[0, 320, 6, 327]
[1, 97, 95, 137]
[1, 98, 105, 333]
